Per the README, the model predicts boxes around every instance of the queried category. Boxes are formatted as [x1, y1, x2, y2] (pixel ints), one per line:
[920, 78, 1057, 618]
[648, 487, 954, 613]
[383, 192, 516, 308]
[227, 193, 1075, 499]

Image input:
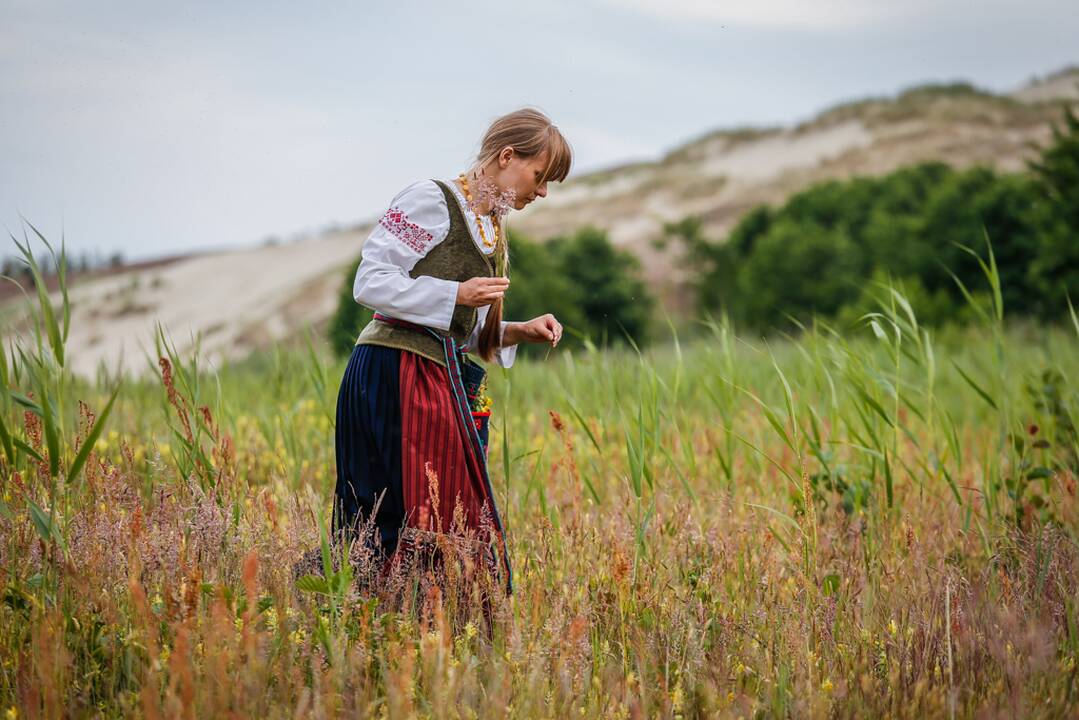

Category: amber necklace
[457, 173, 500, 251]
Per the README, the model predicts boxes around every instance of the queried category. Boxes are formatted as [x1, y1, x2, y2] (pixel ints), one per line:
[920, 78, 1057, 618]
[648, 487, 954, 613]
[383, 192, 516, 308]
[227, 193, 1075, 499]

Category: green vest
[355, 180, 495, 366]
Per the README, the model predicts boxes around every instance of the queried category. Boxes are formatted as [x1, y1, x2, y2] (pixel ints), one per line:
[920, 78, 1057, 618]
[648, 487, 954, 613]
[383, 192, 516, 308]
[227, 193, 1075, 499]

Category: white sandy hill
[7, 66, 1077, 379]
[36, 230, 366, 378]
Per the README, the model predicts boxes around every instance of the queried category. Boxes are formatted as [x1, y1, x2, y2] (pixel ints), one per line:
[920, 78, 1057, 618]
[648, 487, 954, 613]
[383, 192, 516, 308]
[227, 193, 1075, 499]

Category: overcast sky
[2, 0, 1077, 262]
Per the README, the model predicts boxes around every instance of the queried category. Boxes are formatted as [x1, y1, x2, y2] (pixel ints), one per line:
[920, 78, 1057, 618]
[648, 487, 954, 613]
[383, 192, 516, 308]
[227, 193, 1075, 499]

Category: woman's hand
[457, 277, 510, 307]
[504, 314, 563, 347]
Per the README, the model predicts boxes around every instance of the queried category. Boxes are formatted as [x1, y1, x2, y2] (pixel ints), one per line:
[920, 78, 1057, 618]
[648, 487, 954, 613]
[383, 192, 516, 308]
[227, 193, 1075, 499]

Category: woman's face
[495, 148, 551, 210]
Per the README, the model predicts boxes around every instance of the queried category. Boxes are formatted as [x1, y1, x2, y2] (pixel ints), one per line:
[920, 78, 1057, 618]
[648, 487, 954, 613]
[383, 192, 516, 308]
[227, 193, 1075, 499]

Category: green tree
[735, 219, 864, 329]
[1028, 104, 1079, 310]
[549, 226, 654, 347]
[328, 259, 373, 358]
[504, 230, 584, 340]
[662, 216, 736, 317]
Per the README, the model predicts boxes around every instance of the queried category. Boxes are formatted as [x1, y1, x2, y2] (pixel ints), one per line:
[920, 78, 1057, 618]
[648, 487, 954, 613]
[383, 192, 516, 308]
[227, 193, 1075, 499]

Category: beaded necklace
[457, 173, 501, 251]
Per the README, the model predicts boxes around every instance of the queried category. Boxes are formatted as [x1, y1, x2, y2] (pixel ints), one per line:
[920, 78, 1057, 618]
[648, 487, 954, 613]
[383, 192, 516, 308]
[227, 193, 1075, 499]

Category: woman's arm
[503, 314, 563, 347]
[353, 180, 458, 330]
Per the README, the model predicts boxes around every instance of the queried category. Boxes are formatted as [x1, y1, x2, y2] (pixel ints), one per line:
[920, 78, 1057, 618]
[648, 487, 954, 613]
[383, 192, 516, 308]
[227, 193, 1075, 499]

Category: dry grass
[1, 238, 1079, 718]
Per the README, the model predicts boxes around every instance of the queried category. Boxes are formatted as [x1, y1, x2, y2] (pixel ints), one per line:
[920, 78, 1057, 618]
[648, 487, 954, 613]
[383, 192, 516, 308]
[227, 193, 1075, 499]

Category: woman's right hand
[456, 277, 510, 307]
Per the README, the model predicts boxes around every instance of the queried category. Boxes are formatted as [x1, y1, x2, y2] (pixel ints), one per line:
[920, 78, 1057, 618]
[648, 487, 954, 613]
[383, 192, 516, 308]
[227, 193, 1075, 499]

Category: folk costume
[334, 178, 516, 592]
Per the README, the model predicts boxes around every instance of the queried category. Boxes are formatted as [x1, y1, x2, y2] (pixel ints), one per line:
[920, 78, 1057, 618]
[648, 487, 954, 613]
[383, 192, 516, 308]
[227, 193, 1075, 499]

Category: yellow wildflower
[671, 681, 684, 713]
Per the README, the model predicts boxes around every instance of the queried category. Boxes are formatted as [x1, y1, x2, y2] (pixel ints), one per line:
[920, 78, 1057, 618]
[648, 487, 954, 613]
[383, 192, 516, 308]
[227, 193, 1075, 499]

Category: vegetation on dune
[672, 104, 1079, 333]
[2, 215, 1079, 717]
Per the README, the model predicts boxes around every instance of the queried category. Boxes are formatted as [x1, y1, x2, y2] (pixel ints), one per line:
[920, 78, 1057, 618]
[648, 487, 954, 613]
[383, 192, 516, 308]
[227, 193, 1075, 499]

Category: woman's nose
[535, 182, 548, 198]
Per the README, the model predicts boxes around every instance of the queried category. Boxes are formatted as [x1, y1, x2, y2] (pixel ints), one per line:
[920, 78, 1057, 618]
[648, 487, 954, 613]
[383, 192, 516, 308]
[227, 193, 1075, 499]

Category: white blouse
[353, 178, 518, 368]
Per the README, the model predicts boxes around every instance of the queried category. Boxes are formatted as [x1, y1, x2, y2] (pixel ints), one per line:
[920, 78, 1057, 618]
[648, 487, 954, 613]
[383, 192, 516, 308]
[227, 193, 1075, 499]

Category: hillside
[6, 66, 1077, 377]
[511, 67, 1079, 308]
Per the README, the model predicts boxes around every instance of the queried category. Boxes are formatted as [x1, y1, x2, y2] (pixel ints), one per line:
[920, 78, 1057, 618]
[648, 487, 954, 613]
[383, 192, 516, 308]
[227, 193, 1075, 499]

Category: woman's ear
[498, 146, 515, 168]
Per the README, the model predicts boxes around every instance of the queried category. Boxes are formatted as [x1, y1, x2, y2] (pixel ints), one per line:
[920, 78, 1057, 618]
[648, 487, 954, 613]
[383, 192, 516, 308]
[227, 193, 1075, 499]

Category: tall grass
[1, 230, 1078, 717]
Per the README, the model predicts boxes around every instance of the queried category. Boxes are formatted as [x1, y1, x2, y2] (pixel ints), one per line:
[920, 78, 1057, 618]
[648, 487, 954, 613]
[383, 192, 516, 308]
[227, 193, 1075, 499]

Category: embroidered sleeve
[352, 180, 458, 331]
[369, 180, 450, 265]
[378, 207, 434, 254]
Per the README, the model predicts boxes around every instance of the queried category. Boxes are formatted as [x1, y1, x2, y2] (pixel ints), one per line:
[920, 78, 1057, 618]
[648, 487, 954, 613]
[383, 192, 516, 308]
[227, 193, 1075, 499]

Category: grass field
[2, 238, 1079, 718]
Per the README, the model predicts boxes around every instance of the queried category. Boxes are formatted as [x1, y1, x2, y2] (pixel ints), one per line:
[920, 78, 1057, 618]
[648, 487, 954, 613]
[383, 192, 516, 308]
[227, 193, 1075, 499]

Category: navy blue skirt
[333, 344, 406, 558]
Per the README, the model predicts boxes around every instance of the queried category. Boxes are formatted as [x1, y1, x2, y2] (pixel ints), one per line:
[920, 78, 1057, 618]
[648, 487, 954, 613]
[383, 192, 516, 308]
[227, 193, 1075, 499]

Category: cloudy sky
[2, 0, 1077, 262]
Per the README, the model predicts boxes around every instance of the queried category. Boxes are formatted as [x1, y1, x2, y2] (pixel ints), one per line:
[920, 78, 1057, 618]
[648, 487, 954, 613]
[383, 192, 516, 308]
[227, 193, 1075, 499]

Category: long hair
[471, 109, 572, 361]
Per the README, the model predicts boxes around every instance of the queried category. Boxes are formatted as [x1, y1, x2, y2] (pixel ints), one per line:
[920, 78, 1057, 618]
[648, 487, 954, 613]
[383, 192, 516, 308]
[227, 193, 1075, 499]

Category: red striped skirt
[333, 343, 508, 590]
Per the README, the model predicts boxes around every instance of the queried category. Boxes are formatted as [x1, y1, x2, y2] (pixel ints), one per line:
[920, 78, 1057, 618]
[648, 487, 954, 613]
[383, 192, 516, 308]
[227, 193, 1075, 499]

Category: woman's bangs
[540, 128, 572, 184]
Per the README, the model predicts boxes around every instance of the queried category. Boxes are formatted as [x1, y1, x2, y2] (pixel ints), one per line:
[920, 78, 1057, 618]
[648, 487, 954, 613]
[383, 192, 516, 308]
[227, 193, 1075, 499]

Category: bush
[506, 227, 653, 350]
[549, 227, 653, 347]
[680, 104, 1079, 330]
[328, 259, 372, 359]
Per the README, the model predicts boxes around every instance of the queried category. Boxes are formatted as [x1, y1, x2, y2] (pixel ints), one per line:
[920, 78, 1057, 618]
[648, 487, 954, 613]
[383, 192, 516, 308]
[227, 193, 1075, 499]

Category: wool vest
[355, 180, 495, 365]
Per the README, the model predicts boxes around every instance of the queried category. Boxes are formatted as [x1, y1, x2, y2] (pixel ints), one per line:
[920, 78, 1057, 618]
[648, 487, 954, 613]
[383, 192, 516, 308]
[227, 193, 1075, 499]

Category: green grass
[1, 235, 1078, 717]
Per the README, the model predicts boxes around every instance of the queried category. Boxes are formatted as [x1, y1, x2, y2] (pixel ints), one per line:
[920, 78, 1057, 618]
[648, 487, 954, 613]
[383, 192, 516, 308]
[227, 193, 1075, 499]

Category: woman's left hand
[507, 314, 562, 347]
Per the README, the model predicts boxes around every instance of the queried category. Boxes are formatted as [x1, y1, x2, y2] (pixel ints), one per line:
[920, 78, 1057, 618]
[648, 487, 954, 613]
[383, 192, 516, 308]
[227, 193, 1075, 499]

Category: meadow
[2, 237, 1079, 718]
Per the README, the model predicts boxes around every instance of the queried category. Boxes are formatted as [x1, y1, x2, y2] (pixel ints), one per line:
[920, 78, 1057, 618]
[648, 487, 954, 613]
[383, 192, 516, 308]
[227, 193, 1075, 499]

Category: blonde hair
[473, 108, 572, 362]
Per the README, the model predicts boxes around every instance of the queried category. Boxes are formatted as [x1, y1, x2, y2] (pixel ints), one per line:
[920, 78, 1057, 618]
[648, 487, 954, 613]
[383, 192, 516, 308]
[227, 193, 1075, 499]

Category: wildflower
[888, 619, 898, 637]
[464, 622, 477, 639]
[671, 681, 684, 713]
[821, 678, 834, 693]
[6, 707, 18, 719]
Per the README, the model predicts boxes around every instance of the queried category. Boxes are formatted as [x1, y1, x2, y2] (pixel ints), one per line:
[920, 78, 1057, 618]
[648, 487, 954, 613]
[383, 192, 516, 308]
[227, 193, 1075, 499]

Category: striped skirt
[332, 343, 509, 590]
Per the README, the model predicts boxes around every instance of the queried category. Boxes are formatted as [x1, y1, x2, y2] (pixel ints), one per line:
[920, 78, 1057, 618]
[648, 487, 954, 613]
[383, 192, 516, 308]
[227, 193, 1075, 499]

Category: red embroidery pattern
[379, 207, 433, 253]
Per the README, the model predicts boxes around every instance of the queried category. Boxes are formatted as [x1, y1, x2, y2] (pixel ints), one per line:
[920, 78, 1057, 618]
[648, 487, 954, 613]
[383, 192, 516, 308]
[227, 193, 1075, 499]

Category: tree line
[668, 105, 1079, 331]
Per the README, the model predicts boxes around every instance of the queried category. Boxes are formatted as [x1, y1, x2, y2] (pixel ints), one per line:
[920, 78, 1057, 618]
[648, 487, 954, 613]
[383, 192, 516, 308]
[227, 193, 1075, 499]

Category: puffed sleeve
[352, 180, 458, 330]
[464, 306, 518, 368]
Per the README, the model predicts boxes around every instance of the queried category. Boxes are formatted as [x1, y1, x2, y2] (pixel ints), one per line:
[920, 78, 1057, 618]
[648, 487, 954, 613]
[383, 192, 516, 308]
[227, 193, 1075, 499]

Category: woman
[333, 108, 572, 595]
